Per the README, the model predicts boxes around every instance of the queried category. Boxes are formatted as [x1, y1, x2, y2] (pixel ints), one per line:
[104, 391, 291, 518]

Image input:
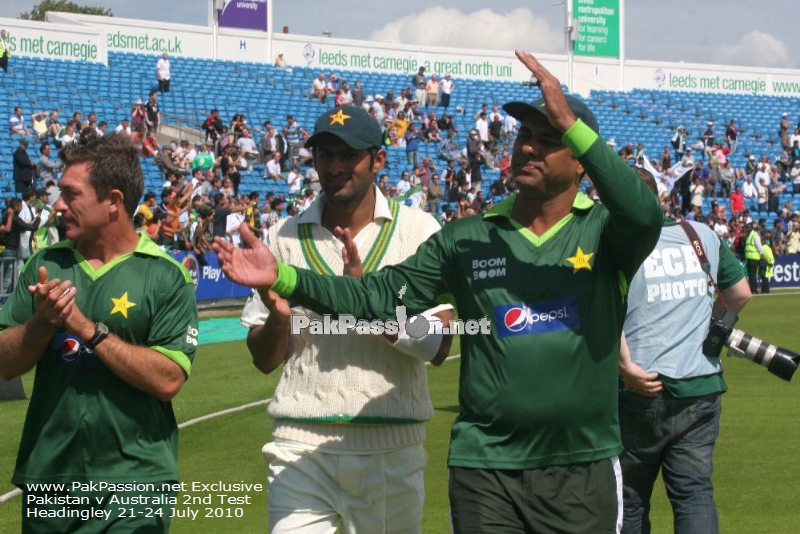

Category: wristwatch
[85, 322, 109, 351]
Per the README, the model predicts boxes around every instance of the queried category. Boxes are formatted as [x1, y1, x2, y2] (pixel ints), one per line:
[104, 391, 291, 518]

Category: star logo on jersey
[566, 247, 594, 273]
[329, 109, 351, 126]
[110, 292, 136, 318]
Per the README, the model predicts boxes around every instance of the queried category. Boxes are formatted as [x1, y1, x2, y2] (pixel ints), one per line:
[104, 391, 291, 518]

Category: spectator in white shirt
[395, 171, 412, 196]
[114, 118, 132, 137]
[236, 129, 259, 163]
[265, 151, 283, 181]
[286, 165, 303, 195]
[9, 106, 31, 137]
[475, 112, 489, 142]
[156, 52, 171, 93]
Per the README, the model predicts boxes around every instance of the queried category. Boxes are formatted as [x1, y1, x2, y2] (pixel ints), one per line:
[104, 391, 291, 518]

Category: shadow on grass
[435, 405, 460, 414]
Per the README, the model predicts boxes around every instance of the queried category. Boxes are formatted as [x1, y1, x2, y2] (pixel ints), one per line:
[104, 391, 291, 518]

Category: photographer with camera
[618, 168, 751, 534]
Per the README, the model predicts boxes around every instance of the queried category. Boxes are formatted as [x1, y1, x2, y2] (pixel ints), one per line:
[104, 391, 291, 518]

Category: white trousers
[264, 440, 426, 534]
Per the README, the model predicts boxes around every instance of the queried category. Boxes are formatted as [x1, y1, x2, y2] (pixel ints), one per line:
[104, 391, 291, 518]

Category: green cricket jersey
[272, 120, 663, 469]
[0, 235, 198, 485]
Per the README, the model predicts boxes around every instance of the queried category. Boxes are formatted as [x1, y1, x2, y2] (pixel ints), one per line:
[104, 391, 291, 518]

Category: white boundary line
[0, 355, 462, 504]
[0, 488, 20, 503]
[177, 399, 270, 429]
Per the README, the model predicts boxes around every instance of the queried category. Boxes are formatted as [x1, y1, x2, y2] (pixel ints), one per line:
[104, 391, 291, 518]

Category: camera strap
[679, 221, 730, 310]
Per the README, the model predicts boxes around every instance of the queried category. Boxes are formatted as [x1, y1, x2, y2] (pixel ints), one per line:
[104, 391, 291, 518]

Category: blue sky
[0, 1, 796, 68]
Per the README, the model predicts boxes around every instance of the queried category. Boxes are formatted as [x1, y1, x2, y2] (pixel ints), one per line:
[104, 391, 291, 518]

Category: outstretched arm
[515, 50, 662, 279]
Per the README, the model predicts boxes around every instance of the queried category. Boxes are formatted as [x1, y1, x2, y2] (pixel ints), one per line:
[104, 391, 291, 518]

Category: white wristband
[392, 313, 444, 362]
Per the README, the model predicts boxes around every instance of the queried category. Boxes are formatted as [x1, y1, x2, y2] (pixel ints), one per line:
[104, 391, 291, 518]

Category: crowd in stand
[6, 78, 800, 297]
[609, 113, 800, 263]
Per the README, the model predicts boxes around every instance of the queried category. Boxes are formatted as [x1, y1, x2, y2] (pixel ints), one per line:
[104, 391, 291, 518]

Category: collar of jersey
[295, 185, 393, 226]
[49, 234, 162, 280]
[484, 192, 594, 246]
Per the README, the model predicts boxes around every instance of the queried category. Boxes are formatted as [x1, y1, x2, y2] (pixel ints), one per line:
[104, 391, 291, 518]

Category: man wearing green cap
[239, 105, 453, 533]
[216, 52, 662, 533]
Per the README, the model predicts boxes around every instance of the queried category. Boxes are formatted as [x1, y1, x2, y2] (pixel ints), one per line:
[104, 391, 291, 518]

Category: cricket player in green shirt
[0, 134, 198, 533]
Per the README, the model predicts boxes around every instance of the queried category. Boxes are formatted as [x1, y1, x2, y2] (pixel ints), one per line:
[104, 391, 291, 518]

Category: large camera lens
[727, 329, 800, 382]
[766, 348, 799, 382]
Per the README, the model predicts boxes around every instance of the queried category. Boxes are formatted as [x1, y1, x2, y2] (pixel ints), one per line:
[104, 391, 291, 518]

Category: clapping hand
[212, 223, 278, 290]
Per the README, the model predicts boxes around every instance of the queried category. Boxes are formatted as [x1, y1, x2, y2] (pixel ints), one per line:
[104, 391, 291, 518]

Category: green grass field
[2, 293, 799, 533]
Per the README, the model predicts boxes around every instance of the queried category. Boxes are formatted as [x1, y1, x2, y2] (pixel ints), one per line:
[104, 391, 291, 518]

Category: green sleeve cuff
[152, 346, 192, 377]
[562, 119, 599, 157]
[272, 262, 298, 297]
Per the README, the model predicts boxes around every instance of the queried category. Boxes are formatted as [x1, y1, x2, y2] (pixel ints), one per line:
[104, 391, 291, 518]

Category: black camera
[704, 309, 800, 381]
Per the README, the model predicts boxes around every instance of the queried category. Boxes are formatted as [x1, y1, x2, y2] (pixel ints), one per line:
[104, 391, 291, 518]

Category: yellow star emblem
[566, 247, 594, 273]
[328, 109, 351, 126]
[110, 292, 136, 319]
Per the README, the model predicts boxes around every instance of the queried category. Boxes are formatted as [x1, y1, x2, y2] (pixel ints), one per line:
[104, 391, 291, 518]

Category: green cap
[305, 105, 383, 150]
[503, 95, 600, 134]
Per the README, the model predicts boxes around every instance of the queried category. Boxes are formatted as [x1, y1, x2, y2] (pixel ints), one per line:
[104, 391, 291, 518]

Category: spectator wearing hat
[367, 94, 384, 124]
[130, 98, 146, 128]
[440, 73, 456, 110]
[745, 154, 757, 177]
[680, 146, 695, 168]
[13, 137, 36, 195]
